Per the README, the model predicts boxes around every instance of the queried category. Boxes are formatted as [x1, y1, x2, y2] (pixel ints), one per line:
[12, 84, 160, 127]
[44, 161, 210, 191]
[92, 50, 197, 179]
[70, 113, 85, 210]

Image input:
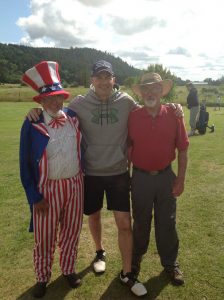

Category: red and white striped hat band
[22, 61, 69, 103]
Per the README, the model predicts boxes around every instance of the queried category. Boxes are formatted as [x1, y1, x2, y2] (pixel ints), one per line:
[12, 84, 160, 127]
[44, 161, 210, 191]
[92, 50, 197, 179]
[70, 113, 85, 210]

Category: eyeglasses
[140, 84, 162, 95]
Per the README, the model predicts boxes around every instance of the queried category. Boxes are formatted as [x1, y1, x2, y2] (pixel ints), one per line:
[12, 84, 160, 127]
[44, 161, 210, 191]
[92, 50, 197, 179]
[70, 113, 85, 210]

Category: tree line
[1, 43, 223, 92]
[0, 43, 140, 86]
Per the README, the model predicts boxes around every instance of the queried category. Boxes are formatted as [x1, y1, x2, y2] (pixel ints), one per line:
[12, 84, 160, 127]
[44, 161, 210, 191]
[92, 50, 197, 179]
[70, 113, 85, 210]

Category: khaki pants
[189, 106, 200, 131]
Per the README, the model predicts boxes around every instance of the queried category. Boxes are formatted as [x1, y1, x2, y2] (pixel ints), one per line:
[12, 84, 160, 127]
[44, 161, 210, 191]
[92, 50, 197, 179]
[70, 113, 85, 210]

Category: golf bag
[196, 103, 215, 134]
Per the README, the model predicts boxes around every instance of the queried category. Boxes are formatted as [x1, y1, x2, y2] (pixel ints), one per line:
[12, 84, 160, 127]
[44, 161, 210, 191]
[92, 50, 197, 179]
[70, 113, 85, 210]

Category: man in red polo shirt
[128, 73, 189, 286]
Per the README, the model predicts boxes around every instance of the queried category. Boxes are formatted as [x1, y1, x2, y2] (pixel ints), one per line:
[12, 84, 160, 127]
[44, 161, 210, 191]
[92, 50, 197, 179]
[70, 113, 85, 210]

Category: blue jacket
[19, 108, 80, 232]
[187, 88, 199, 109]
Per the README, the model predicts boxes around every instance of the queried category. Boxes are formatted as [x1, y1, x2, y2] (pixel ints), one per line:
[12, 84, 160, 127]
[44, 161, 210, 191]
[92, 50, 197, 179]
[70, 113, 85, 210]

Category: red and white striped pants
[33, 172, 83, 282]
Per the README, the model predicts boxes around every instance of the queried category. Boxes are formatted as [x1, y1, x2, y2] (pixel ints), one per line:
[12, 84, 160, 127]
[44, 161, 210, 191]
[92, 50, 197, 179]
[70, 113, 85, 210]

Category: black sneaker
[165, 266, 185, 285]
[63, 273, 81, 288]
[120, 271, 147, 297]
[32, 282, 47, 298]
[93, 249, 106, 273]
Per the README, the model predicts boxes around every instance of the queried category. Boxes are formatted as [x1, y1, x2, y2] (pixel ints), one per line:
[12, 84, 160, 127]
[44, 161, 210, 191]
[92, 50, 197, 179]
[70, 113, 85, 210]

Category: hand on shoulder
[166, 103, 184, 118]
[26, 108, 42, 122]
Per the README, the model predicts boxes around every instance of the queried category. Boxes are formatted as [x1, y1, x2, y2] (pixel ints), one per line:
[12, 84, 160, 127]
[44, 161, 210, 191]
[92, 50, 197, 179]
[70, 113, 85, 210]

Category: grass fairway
[0, 102, 224, 300]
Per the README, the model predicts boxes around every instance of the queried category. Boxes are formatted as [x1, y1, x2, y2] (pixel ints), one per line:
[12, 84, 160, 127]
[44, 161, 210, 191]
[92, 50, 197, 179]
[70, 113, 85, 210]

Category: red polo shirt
[128, 105, 189, 171]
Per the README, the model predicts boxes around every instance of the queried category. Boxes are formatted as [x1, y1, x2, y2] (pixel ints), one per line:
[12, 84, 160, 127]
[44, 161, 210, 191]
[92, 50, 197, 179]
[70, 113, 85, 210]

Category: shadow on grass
[16, 265, 92, 300]
[99, 270, 170, 300]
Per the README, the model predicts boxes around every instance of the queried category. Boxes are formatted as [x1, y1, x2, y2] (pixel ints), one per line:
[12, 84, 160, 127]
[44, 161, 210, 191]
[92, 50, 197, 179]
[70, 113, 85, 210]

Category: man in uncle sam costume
[20, 61, 83, 298]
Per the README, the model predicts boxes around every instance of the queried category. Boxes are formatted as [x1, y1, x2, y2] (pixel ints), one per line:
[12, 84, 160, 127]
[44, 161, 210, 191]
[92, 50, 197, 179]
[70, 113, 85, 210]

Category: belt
[133, 165, 171, 176]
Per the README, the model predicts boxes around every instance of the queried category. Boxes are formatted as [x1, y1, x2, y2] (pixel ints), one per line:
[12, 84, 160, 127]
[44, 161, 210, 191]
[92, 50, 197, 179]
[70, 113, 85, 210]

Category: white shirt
[43, 110, 80, 179]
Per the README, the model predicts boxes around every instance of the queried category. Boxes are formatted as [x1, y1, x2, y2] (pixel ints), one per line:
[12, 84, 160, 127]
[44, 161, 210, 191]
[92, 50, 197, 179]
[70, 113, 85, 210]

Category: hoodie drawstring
[99, 101, 109, 126]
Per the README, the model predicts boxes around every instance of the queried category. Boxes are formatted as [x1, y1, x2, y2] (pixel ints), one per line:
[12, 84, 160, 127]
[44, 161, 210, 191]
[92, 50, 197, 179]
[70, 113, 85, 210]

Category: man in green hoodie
[27, 60, 182, 297]
[68, 61, 148, 296]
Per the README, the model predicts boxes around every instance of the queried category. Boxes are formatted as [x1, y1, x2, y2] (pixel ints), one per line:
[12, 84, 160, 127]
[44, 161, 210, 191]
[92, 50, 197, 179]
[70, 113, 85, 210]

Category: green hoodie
[68, 89, 138, 176]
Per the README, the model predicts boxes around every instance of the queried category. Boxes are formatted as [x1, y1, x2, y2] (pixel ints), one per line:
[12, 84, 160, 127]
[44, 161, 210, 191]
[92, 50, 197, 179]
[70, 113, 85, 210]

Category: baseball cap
[91, 60, 114, 76]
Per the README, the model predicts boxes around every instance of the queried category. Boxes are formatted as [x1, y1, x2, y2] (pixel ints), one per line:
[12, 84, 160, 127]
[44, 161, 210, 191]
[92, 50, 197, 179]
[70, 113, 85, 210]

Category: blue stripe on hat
[39, 83, 63, 94]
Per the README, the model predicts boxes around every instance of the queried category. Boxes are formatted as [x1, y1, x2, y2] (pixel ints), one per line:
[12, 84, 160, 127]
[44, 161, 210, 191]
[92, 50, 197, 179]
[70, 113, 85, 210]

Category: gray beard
[144, 99, 157, 108]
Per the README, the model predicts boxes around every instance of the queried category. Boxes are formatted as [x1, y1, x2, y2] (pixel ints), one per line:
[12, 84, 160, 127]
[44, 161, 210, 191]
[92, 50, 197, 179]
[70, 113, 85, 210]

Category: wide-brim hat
[132, 72, 173, 98]
[22, 61, 70, 103]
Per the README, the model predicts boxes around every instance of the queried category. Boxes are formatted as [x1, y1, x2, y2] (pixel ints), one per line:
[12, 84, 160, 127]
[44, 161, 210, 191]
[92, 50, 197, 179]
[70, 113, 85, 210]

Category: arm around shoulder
[67, 95, 85, 112]
[26, 107, 43, 122]
[166, 102, 184, 118]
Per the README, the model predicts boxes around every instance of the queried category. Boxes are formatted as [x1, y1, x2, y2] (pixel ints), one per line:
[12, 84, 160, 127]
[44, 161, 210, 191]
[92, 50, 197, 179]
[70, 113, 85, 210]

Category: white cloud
[167, 47, 191, 57]
[76, 0, 112, 6]
[16, 0, 224, 80]
[110, 16, 166, 35]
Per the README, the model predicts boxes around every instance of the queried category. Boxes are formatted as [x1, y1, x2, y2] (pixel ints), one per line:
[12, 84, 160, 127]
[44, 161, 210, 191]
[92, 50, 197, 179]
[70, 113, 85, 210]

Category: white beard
[144, 99, 157, 108]
[46, 109, 63, 118]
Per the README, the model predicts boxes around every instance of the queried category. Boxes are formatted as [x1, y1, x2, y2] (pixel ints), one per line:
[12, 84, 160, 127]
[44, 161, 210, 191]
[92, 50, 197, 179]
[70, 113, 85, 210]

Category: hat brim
[132, 79, 173, 98]
[92, 68, 114, 76]
[33, 90, 70, 103]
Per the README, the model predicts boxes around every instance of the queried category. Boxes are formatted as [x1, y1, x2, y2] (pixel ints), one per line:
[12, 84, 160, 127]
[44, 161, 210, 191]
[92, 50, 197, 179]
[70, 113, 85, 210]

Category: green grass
[1, 83, 224, 107]
[0, 84, 88, 102]
[0, 102, 224, 299]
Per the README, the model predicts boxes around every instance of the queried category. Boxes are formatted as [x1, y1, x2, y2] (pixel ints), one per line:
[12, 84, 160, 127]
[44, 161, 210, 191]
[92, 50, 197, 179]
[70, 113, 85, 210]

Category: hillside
[0, 43, 141, 85]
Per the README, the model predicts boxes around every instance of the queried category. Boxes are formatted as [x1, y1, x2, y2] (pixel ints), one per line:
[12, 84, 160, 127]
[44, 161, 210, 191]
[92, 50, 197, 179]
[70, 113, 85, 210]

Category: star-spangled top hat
[22, 61, 70, 103]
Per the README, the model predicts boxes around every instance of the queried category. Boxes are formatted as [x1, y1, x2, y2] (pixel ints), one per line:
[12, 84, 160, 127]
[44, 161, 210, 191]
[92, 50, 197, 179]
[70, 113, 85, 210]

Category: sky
[1, 0, 224, 81]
